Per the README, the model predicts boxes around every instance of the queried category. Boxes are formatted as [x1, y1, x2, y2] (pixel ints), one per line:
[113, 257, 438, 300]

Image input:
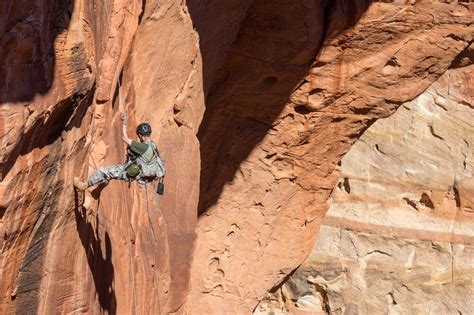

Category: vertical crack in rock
[453, 184, 462, 209]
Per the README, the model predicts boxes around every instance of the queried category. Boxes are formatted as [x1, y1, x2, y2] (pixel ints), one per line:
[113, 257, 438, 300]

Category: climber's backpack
[139, 141, 166, 179]
[142, 142, 165, 195]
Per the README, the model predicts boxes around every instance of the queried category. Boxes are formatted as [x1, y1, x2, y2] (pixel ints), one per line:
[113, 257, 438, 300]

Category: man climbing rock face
[73, 113, 165, 191]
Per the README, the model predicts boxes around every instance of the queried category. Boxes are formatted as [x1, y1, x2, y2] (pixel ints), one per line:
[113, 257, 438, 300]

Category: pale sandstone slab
[257, 66, 474, 314]
[0, 0, 472, 314]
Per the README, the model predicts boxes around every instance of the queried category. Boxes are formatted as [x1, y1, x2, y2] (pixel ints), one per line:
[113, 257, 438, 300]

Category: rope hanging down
[108, 1, 163, 310]
[114, 26, 163, 315]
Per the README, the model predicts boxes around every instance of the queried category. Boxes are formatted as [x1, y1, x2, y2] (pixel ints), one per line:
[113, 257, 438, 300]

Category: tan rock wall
[189, 1, 473, 313]
[256, 65, 474, 314]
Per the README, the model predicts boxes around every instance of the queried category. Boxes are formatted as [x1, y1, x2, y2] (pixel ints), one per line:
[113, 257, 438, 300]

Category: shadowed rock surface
[0, 0, 472, 314]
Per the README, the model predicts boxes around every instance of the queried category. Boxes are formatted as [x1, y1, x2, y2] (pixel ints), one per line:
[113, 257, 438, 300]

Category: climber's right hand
[121, 112, 127, 125]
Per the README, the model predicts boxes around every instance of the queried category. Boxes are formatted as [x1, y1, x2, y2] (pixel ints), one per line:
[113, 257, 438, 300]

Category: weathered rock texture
[190, 1, 473, 313]
[256, 66, 474, 314]
[0, 0, 472, 314]
[1, 0, 145, 314]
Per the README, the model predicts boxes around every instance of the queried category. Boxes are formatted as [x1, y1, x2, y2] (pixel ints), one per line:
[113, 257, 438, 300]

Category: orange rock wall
[1, 0, 143, 313]
[0, 0, 472, 314]
[189, 1, 473, 313]
[257, 65, 474, 315]
[0, 0, 257, 313]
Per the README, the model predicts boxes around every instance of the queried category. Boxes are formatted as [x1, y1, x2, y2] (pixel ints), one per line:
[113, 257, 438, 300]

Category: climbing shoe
[73, 177, 89, 191]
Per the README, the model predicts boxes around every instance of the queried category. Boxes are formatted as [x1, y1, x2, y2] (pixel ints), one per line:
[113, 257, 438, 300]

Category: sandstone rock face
[0, 0, 256, 312]
[189, 1, 473, 313]
[0, 0, 472, 314]
[256, 66, 474, 314]
[1, 1, 144, 313]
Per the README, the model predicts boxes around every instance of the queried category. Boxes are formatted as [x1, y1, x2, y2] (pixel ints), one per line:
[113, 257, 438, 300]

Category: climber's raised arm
[121, 113, 132, 146]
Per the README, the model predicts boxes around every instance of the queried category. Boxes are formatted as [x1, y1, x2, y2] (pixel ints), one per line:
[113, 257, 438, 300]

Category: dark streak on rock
[403, 197, 418, 210]
[420, 193, 435, 209]
[428, 125, 444, 141]
[366, 249, 392, 257]
[14, 148, 62, 314]
[314, 283, 332, 313]
[453, 185, 461, 208]
[342, 177, 351, 194]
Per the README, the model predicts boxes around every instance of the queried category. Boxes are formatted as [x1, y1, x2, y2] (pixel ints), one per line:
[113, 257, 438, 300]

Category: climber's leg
[87, 163, 129, 187]
[74, 163, 129, 191]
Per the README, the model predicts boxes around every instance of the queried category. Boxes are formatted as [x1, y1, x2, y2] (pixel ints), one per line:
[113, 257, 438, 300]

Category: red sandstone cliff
[0, 0, 472, 314]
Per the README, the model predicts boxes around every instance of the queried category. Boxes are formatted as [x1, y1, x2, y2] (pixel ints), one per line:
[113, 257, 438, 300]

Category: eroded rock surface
[0, 0, 472, 314]
[0, 0, 293, 313]
[256, 66, 474, 314]
[189, 1, 473, 313]
[1, 1, 144, 313]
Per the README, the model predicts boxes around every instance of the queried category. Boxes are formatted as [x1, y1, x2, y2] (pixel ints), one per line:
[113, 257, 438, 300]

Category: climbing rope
[103, 2, 163, 311]
[144, 182, 159, 238]
[102, 1, 144, 311]
[144, 180, 163, 315]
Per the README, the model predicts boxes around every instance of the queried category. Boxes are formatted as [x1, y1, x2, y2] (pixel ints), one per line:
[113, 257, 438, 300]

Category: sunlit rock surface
[0, 0, 472, 313]
[189, 1, 473, 313]
[256, 66, 474, 315]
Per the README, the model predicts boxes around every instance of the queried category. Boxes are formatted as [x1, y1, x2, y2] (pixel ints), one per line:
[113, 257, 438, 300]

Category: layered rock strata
[256, 66, 474, 314]
[0, 0, 472, 314]
[189, 1, 473, 313]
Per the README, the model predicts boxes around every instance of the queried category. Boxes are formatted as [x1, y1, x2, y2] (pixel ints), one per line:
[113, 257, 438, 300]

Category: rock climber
[73, 113, 165, 191]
